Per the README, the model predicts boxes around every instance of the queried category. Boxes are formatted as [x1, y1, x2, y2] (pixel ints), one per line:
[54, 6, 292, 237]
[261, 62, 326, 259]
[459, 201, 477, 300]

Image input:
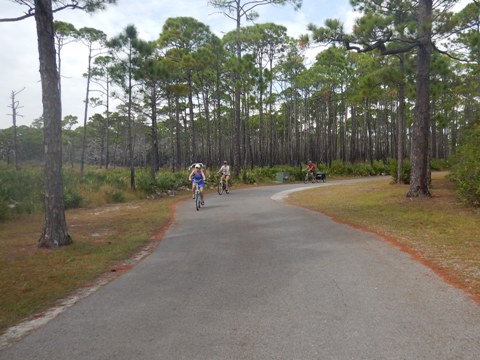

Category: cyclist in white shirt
[217, 160, 231, 193]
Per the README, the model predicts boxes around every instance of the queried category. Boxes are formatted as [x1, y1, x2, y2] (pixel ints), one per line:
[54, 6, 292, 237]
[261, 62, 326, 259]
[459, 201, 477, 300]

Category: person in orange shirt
[306, 161, 316, 182]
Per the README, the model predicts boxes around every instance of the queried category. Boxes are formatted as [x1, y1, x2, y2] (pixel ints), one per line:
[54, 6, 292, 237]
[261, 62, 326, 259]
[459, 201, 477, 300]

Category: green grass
[287, 173, 480, 302]
[0, 195, 185, 333]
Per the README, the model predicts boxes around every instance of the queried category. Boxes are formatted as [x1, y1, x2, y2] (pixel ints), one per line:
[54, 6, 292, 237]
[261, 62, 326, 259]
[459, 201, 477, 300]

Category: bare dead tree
[8, 87, 26, 170]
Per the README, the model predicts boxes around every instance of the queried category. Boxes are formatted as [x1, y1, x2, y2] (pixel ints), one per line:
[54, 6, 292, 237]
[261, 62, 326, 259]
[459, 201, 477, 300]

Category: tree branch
[0, 13, 34, 22]
[0, 1, 112, 22]
[0, 2, 35, 22]
[432, 42, 471, 63]
[343, 35, 418, 56]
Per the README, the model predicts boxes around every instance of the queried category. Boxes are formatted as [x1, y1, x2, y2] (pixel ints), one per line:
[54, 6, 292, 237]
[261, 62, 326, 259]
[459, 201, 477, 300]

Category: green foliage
[80, 171, 109, 191]
[286, 166, 307, 181]
[350, 163, 371, 176]
[237, 162, 387, 184]
[0, 165, 136, 220]
[240, 165, 303, 183]
[156, 173, 180, 192]
[372, 160, 387, 175]
[106, 190, 125, 203]
[0, 162, 44, 216]
[387, 158, 411, 184]
[329, 160, 350, 176]
[104, 169, 130, 188]
[327, 160, 386, 177]
[64, 188, 83, 210]
[63, 168, 131, 206]
[430, 158, 450, 171]
[136, 169, 190, 194]
[135, 170, 157, 193]
[166, 170, 189, 191]
[0, 198, 8, 221]
[241, 167, 278, 183]
[387, 158, 450, 184]
[448, 122, 480, 207]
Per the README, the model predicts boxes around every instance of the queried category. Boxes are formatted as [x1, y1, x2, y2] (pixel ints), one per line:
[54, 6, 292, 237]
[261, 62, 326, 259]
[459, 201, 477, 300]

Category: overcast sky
[0, 0, 357, 130]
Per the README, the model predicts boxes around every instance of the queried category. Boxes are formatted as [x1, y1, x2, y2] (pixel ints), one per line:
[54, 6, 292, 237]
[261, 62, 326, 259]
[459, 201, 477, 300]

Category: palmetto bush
[448, 122, 480, 207]
[0, 165, 138, 219]
[136, 169, 190, 194]
[387, 158, 411, 184]
[0, 162, 44, 217]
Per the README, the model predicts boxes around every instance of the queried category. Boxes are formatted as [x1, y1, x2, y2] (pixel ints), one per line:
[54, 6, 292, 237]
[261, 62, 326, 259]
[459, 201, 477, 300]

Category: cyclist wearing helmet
[217, 160, 231, 193]
[189, 163, 206, 205]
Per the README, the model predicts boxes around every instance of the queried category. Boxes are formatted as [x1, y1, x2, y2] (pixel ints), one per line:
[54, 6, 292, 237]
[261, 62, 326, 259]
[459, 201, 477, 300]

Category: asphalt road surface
[1, 179, 479, 359]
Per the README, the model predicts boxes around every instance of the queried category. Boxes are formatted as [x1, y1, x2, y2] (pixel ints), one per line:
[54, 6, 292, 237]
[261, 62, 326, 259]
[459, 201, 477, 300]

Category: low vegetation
[0, 161, 391, 221]
[0, 164, 192, 221]
[448, 122, 480, 207]
[0, 158, 456, 222]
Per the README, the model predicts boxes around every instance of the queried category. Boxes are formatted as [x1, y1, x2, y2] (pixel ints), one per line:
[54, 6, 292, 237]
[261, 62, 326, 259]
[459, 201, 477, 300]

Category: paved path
[1, 179, 479, 359]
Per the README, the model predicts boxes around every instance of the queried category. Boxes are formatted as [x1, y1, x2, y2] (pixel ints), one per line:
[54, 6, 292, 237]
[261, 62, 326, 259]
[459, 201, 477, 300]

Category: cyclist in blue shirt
[188, 163, 206, 205]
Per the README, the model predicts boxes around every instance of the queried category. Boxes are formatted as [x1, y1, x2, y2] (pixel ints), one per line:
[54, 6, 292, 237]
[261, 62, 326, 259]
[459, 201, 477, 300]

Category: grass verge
[287, 173, 480, 303]
[0, 195, 184, 334]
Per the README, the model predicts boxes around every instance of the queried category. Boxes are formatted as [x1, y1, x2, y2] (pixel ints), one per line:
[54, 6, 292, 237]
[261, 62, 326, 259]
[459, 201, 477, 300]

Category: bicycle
[193, 181, 202, 211]
[217, 176, 229, 195]
[304, 171, 317, 184]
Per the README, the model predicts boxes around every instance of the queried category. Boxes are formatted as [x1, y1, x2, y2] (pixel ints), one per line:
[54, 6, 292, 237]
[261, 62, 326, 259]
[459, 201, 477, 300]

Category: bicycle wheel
[217, 180, 224, 195]
[304, 174, 308, 184]
[195, 190, 201, 210]
[194, 184, 201, 210]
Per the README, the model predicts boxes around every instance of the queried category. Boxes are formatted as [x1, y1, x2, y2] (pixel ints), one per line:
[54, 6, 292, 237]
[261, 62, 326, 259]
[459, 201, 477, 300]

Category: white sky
[0, 0, 357, 129]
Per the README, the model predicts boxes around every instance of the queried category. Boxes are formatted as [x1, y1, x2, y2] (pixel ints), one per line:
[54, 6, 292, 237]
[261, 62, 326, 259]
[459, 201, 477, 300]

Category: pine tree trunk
[151, 88, 159, 178]
[233, 13, 242, 177]
[350, 106, 357, 163]
[80, 46, 93, 173]
[407, 0, 432, 198]
[35, 0, 72, 248]
[396, 55, 406, 184]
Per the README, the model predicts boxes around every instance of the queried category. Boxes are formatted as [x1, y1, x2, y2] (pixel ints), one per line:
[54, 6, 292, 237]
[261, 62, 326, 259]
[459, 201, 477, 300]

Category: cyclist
[188, 163, 206, 205]
[306, 160, 316, 182]
[217, 160, 231, 193]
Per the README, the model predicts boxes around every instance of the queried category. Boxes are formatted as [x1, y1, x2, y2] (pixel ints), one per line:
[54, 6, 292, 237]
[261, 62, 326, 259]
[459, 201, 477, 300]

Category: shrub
[387, 158, 411, 184]
[136, 169, 190, 195]
[0, 163, 44, 215]
[64, 187, 83, 209]
[107, 190, 126, 203]
[329, 160, 348, 176]
[81, 170, 108, 192]
[104, 169, 130, 189]
[0, 198, 8, 221]
[239, 169, 257, 184]
[431, 158, 450, 171]
[238, 165, 304, 183]
[156, 173, 178, 192]
[172, 171, 190, 188]
[135, 169, 157, 193]
[372, 160, 387, 175]
[247, 167, 278, 182]
[448, 122, 480, 207]
[284, 166, 305, 182]
[351, 163, 371, 176]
